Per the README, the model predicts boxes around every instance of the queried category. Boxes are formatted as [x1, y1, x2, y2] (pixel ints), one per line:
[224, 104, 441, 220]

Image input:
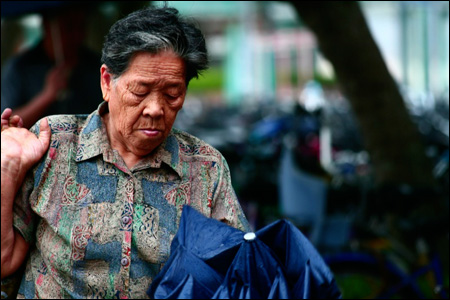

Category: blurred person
[1, 6, 249, 299]
[1, 4, 102, 129]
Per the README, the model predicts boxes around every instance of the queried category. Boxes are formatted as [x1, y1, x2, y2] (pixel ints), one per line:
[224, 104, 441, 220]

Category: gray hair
[101, 6, 208, 85]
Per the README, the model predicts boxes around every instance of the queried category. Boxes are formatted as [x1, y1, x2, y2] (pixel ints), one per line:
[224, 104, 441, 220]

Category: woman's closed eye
[133, 92, 147, 97]
[165, 93, 180, 100]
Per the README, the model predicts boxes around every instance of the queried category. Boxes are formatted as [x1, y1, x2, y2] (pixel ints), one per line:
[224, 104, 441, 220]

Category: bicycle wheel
[325, 252, 421, 299]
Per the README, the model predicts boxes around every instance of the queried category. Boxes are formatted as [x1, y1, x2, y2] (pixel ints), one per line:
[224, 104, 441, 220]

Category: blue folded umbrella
[148, 205, 341, 299]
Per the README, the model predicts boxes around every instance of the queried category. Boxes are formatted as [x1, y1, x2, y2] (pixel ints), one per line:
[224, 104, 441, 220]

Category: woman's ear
[100, 64, 112, 102]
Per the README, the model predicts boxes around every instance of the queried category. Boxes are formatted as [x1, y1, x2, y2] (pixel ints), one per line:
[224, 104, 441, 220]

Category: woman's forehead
[123, 51, 186, 82]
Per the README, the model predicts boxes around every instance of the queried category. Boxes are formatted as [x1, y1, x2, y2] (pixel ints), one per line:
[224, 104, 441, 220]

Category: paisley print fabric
[12, 102, 250, 299]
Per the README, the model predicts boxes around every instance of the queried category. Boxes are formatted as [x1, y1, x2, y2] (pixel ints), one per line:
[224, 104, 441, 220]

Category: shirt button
[122, 216, 131, 225]
[121, 257, 129, 266]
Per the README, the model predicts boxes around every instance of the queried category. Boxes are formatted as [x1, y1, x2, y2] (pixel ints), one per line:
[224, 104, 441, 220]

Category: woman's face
[100, 50, 186, 158]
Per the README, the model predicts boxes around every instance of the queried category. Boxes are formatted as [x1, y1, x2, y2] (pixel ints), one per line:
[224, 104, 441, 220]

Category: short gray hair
[101, 6, 208, 85]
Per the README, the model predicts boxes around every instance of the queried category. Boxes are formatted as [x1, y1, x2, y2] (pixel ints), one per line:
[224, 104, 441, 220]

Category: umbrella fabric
[148, 205, 341, 299]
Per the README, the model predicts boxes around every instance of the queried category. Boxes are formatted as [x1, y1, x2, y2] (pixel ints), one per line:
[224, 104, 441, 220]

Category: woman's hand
[1, 108, 23, 131]
[1, 109, 51, 175]
[1, 108, 49, 279]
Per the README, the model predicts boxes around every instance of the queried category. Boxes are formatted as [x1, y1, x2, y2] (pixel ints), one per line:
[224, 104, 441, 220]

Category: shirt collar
[76, 101, 182, 177]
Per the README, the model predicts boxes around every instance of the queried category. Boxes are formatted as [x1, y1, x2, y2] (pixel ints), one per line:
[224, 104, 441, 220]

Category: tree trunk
[289, 1, 436, 188]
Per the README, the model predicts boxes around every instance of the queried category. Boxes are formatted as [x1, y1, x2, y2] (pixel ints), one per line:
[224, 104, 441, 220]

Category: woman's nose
[142, 94, 164, 118]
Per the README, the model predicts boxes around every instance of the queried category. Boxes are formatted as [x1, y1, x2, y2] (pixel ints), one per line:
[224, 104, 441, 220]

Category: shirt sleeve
[210, 154, 251, 232]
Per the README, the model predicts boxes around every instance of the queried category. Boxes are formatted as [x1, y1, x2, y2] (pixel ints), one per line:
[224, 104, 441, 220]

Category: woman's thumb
[38, 118, 51, 151]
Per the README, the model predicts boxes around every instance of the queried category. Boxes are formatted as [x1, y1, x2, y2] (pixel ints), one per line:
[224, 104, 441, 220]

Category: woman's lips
[140, 129, 161, 137]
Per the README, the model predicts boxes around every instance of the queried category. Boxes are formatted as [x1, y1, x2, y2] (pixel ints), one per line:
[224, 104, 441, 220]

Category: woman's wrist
[1, 153, 22, 181]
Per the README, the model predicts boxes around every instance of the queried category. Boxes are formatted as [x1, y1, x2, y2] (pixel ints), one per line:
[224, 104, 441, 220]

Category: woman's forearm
[1, 154, 30, 279]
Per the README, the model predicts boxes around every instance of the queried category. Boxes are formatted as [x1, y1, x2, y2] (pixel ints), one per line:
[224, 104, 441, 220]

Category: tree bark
[289, 1, 436, 188]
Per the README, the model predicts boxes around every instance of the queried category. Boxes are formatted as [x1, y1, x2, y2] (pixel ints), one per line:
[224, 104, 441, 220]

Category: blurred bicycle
[322, 185, 449, 299]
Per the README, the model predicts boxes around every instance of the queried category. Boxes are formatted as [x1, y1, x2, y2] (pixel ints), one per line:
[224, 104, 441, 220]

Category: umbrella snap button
[244, 232, 256, 241]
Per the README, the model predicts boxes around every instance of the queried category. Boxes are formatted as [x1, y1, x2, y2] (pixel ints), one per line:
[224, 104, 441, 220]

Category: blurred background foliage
[1, 1, 448, 298]
[2, 1, 448, 101]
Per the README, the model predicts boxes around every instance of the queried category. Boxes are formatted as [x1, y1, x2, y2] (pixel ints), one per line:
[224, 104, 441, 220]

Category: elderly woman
[1, 6, 249, 299]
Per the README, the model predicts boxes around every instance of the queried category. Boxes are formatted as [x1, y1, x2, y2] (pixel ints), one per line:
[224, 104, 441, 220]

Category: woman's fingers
[1, 108, 24, 131]
[1, 108, 13, 131]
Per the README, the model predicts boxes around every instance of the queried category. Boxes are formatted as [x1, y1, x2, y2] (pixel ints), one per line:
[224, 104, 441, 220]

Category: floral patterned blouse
[12, 102, 250, 299]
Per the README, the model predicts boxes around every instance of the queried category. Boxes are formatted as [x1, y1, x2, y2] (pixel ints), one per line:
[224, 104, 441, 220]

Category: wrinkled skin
[100, 50, 187, 168]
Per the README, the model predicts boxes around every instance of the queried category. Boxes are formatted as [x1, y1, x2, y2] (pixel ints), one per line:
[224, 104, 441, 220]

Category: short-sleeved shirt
[13, 102, 250, 299]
